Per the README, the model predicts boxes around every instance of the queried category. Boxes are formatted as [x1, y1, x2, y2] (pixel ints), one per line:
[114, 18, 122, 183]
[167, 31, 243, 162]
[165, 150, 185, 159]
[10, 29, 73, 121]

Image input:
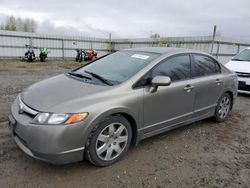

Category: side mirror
[150, 76, 171, 93]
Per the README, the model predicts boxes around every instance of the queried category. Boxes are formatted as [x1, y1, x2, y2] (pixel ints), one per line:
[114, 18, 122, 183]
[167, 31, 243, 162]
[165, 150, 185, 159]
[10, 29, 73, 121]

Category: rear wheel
[79, 56, 82, 62]
[85, 115, 132, 166]
[75, 56, 79, 62]
[213, 93, 232, 122]
[28, 54, 32, 62]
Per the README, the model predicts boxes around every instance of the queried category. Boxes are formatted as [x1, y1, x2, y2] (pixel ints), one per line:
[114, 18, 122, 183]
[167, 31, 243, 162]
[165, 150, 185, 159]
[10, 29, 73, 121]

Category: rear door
[190, 54, 224, 117]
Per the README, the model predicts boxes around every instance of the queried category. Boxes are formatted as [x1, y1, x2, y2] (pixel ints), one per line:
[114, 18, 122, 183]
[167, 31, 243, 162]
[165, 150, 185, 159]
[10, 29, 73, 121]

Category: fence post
[216, 41, 220, 59]
[109, 32, 112, 53]
[29, 37, 33, 46]
[210, 25, 217, 54]
[237, 44, 240, 53]
[62, 38, 64, 60]
[130, 42, 133, 48]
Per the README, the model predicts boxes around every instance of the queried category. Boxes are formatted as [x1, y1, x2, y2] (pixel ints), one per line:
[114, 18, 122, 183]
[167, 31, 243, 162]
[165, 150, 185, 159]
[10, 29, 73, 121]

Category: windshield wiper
[84, 70, 113, 86]
[68, 72, 92, 79]
[232, 58, 244, 61]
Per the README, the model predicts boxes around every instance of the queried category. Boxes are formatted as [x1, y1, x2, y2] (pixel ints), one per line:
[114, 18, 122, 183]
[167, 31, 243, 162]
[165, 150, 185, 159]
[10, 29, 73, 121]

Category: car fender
[82, 106, 140, 146]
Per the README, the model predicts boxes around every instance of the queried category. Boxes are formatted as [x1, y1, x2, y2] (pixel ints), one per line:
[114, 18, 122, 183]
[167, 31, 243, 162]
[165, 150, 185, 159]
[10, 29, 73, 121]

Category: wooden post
[211, 25, 217, 54]
[62, 38, 64, 60]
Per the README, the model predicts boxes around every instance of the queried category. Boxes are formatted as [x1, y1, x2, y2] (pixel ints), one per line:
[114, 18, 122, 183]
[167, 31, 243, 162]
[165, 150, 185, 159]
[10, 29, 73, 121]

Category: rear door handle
[184, 85, 194, 92]
[215, 79, 222, 85]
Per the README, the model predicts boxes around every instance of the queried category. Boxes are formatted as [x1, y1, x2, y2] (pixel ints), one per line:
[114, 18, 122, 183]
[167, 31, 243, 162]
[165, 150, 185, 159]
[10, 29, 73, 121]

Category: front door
[142, 54, 195, 134]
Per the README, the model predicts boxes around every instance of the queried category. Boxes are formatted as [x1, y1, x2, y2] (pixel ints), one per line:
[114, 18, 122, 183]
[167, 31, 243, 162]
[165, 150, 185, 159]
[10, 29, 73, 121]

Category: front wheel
[85, 115, 132, 166]
[40, 55, 45, 62]
[213, 93, 232, 122]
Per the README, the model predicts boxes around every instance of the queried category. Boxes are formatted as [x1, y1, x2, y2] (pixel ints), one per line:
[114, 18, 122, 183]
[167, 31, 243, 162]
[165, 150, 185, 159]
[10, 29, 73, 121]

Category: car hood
[21, 74, 111, 113]
[225, 60, 250, 73]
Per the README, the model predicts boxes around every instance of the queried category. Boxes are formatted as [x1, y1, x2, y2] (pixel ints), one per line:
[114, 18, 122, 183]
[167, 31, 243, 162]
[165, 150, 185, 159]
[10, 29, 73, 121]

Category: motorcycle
[75, 49, 88, 62]
[39, 48, 48, 62]
[85, 49, 94, 61]
[84, 49, 98, 61]
[75, 49, 98, 62]
[23, 45, 36, 62]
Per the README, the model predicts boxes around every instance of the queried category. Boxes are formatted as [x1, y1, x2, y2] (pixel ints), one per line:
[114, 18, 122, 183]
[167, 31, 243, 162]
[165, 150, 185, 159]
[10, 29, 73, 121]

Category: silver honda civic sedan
[9, 47, 238, 166]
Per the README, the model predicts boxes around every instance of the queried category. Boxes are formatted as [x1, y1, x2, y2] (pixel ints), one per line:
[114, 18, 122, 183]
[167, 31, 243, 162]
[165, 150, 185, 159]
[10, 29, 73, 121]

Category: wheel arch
[111, 112, 138, 147]
[84, 108, 140, 148]
[224, 90, 234, 110]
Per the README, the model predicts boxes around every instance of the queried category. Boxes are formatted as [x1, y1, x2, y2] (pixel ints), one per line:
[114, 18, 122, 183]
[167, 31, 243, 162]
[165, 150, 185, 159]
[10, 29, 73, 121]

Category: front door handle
[184, 85, 194, 92]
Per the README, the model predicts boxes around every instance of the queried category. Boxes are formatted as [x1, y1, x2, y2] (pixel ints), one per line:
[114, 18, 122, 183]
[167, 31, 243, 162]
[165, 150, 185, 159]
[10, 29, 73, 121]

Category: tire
[28, 56, 32, 62]
[213, 93, 232, 122]
[85, 115, 132, 166]
[75, 54, 79, 62]
[84, 56, 88, 61]
[40, 55, 45, 62]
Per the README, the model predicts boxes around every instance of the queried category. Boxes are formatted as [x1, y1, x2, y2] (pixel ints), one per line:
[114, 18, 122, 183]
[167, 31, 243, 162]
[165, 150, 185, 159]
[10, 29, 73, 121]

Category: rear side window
[152, 55, 191, 82]
[193, 55, 220, 77]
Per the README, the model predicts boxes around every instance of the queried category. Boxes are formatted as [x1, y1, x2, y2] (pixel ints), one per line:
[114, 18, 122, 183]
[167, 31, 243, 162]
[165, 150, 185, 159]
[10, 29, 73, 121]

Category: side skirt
[140, 111, 214, 140]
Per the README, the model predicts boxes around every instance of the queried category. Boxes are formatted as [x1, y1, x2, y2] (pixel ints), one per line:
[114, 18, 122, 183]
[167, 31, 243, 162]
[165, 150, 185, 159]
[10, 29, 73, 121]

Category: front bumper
[8, 98, 89, 165]
[238, 76, 250, 93]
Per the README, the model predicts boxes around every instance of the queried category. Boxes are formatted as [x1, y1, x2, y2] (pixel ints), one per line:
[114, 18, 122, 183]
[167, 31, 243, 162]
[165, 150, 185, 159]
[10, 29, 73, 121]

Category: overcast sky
[0, 0, 249, 39]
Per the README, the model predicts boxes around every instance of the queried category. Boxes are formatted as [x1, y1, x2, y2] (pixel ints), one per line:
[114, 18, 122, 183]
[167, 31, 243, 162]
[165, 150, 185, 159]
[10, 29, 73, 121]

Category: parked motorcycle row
[22, 45, 49, 62]
[75, 49, 97, 62]
[22, 45, 97, 63]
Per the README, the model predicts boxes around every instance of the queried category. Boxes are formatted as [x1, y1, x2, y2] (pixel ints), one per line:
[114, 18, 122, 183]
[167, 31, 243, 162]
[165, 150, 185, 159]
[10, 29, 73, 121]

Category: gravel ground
[0, 60, 249, 188]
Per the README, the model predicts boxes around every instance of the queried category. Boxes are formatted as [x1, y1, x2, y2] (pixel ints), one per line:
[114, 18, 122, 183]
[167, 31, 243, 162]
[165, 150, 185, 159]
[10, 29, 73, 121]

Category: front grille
[18, 96, 38, 117]
[238, 81, 250, 91]
[236, 72, 250, 77]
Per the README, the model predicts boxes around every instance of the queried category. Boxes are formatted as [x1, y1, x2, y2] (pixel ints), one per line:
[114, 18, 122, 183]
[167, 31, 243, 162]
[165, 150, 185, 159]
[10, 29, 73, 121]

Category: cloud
[0, 0, 249, 39]
[37, 19, 111, 37]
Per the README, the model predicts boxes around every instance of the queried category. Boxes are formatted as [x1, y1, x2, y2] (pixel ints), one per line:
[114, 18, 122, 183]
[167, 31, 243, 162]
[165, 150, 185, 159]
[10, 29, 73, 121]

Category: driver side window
[152, 55, 191, 82]
[134, 54, 191, 88]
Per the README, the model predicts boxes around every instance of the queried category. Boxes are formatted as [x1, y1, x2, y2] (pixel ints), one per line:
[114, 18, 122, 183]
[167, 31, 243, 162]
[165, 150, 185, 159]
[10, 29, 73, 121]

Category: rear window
[193, 55, 220, 77]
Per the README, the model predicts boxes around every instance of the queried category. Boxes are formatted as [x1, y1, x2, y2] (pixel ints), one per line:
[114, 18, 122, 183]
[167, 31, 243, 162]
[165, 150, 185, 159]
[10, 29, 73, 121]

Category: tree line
[0, 15, 37, 32]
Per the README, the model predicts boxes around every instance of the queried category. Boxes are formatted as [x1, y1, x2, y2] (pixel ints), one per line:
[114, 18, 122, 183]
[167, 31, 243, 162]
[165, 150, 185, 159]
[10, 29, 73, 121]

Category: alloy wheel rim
[96, 123, 128, 161]
[218, 96, 230, 119]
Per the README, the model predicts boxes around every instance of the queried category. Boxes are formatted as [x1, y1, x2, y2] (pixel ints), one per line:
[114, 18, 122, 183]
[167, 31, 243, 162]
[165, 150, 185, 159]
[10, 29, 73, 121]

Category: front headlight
[32, 112, 88, 125]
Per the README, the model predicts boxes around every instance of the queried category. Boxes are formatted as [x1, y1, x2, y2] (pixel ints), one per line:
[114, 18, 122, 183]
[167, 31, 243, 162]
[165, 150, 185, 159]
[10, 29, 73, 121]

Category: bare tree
[0, 15, 37, 32]
[150, 33, 161, 39]
[16, 18, 24, 31]
[8, 16, 16, 31]
[0, 24, 5, 30]
[1, 16, 17, 31]
[24, 18, 37, 32]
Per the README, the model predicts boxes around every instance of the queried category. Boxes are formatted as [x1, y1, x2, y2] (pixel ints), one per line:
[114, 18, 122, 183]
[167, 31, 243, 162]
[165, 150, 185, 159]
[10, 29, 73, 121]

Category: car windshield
[232, 49, 250, 61]
[74, 51, 160, 85]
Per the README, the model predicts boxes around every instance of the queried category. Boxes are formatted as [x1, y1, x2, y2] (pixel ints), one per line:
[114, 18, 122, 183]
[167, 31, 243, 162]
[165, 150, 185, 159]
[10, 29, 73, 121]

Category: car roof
[123, 47, 203, 55]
